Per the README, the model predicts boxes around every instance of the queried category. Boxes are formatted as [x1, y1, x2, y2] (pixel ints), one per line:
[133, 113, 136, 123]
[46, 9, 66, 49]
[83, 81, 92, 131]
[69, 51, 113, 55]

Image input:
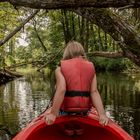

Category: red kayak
[13, 109, 134, 140]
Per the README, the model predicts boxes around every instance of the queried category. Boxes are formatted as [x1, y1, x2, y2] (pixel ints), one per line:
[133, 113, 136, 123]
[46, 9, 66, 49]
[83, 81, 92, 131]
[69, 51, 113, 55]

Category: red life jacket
[60, 57, 95, 112]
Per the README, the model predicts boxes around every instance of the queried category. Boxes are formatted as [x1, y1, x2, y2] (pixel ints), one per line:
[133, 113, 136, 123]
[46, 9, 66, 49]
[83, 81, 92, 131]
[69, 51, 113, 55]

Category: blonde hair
[63, 41, 86, 60]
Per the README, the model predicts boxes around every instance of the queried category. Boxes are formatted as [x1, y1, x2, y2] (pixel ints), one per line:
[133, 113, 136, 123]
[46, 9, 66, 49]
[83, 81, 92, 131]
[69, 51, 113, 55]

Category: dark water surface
[0, 72, 140, 139]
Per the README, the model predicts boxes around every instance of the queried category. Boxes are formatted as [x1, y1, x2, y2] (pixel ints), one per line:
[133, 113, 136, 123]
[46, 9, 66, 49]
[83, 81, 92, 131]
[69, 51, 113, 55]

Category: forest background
[0, 1, 140, 84]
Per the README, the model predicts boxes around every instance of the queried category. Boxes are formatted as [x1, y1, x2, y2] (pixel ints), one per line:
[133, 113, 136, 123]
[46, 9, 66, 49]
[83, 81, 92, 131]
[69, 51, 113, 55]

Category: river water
[0, 71, 140, 139]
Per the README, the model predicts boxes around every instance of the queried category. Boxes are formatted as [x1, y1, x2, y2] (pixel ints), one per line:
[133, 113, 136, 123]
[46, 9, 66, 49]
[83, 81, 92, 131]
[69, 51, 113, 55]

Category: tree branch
[33, 18, 47, 52]
[0, 9, 39, 46]
[88, 51, 124, 58]
[1, 0, 140, 9]
[37, 47, 64, 71]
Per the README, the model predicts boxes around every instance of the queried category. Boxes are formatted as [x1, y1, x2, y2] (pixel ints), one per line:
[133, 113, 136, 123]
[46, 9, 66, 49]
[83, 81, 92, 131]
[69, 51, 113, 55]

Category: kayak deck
[13, 110, 134, 140]
[27, 122, 123, 140]
[23, 115, 128, 140]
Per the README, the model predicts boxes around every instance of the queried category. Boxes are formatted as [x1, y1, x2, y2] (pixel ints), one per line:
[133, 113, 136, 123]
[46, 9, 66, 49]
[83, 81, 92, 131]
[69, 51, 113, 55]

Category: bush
[90, 57, 127, 72]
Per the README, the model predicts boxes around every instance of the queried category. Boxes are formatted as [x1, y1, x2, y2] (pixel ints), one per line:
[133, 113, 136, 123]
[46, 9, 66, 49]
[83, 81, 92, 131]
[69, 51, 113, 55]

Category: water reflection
[0, 72, 51, 137]
[0, 72, 140, 139]
[14, 78, 34, 128]
[97, 72, 140, 140]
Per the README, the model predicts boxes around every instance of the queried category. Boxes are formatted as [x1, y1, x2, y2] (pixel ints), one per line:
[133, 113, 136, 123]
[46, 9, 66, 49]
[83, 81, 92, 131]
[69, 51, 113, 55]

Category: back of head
[63, 41, 86, 60]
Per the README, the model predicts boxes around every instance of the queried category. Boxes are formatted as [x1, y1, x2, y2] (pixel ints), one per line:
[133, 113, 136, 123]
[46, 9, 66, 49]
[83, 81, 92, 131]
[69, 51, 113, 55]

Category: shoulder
[55, 67, 65, 83]
[55, 67, 61, 73]
[55, 67, 63, 79]
[86, 60, 96, 73]
[85, 60, 94, 67]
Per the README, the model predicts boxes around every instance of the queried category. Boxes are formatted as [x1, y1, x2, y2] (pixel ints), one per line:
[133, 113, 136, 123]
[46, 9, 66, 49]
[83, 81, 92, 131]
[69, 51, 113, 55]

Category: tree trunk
[85, 19, 90, 52]
[1, 0, 140, 9]
[60, 10, 68, 44]
[0, 69, 22, 85]
[98, 27, 103, 51]
[63, 10, 71, 43]
[91, 25, 98, 51]
[71, 11, 76, 40]
[104, 32, 108, 51]
[74, 8, 140, 66]
[80, 16, 85, 47]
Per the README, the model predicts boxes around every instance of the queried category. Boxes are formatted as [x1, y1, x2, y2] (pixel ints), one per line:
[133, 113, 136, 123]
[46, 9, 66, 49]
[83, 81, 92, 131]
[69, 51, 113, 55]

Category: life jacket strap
[65, 91, 90, 97]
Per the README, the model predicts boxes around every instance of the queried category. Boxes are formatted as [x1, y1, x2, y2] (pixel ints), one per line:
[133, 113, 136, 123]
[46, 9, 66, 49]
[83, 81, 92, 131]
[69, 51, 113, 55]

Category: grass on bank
[16, 65, 51, 75]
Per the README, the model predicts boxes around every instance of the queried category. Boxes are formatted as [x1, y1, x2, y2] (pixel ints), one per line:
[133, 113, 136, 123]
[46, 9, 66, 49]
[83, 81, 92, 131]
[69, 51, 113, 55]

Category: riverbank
[0, 69, 22, 85]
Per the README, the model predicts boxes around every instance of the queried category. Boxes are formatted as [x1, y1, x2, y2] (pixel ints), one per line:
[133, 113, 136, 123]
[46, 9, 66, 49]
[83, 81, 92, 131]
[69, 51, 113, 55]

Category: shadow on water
[0, 71, 140, 139]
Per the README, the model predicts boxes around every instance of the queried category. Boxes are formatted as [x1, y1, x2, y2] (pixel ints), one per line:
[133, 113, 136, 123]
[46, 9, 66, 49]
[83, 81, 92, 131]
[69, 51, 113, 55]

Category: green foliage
[0, 4, 139, 72]
[47, 10, 64, 48]
[0, 3, 20, 40]
[92, 57, 127, 72]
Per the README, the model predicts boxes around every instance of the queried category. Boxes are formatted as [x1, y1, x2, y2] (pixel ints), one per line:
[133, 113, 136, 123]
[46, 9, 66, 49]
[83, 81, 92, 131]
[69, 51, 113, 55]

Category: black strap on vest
[65, 91, 90, 97]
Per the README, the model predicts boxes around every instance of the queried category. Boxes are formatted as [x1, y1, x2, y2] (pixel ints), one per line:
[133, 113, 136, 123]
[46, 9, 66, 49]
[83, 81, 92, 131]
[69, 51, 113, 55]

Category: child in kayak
[45, 41, 109, 136]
